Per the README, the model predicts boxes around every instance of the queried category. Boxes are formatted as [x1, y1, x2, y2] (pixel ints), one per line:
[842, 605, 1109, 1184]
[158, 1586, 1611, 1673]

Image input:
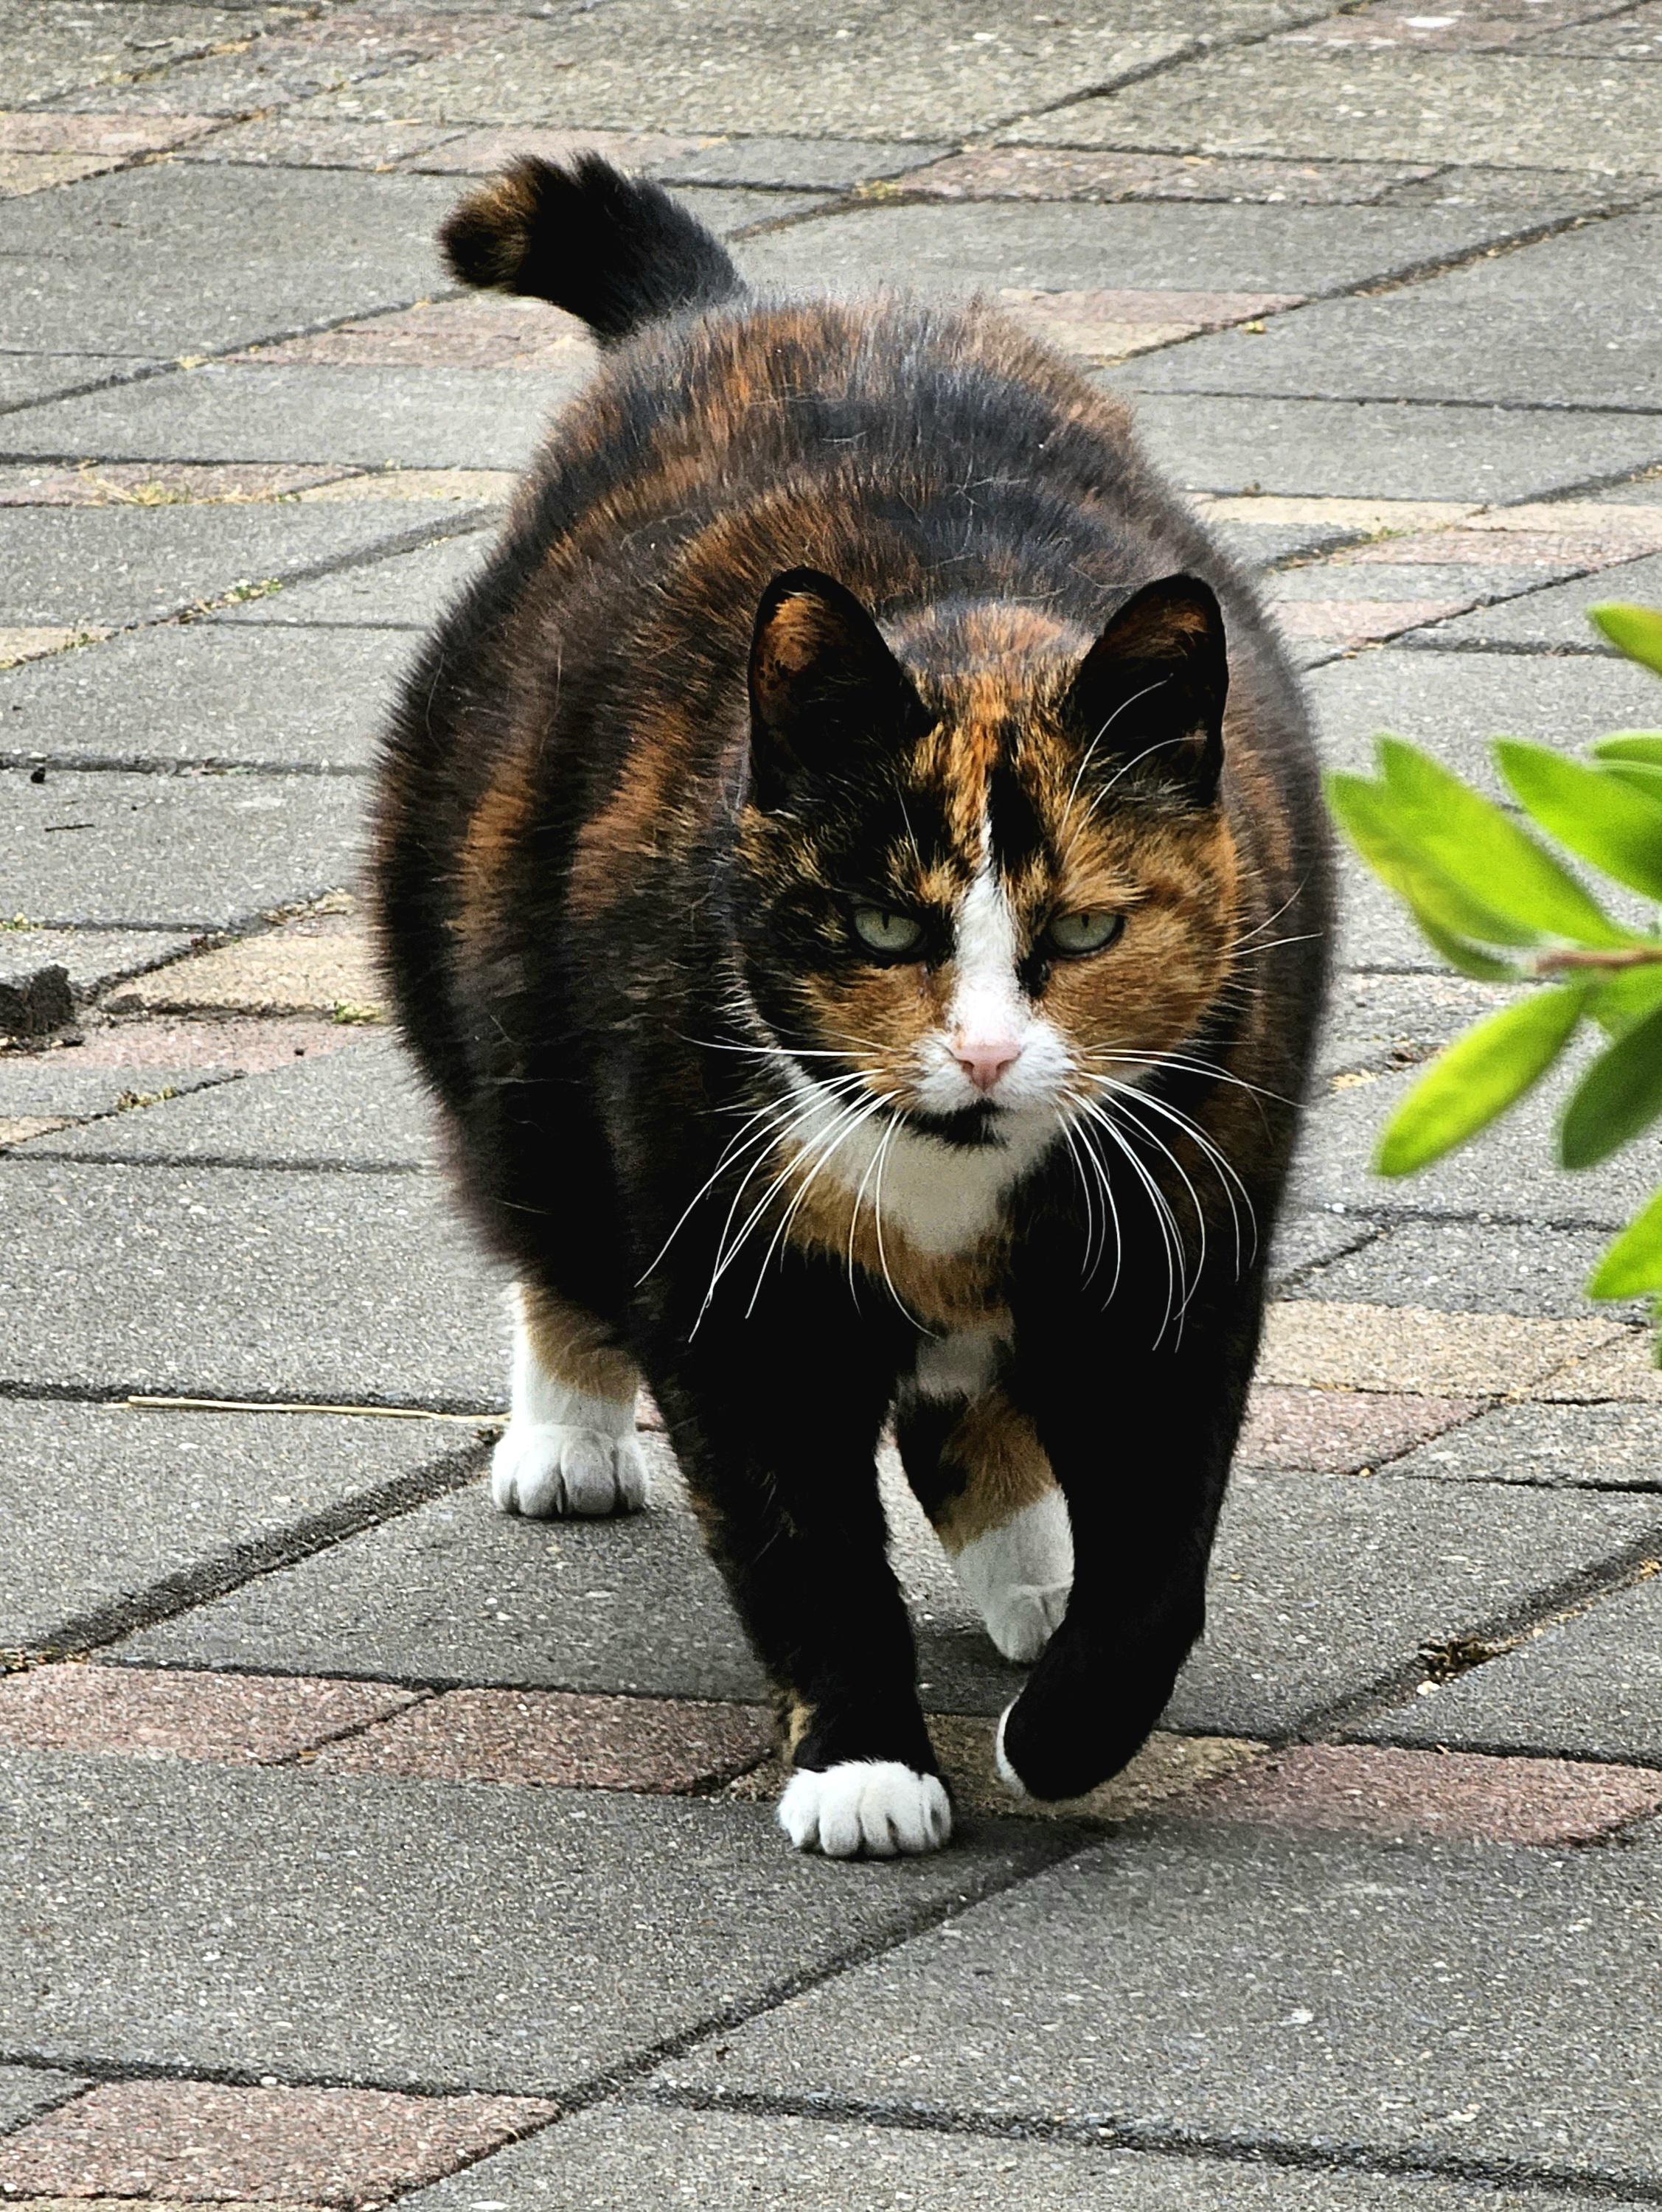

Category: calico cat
[372, 156, 1329, 1857]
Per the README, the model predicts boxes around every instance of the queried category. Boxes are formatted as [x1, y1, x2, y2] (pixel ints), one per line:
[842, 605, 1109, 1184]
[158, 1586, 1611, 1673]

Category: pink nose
[952, 1034, 1023, 1093]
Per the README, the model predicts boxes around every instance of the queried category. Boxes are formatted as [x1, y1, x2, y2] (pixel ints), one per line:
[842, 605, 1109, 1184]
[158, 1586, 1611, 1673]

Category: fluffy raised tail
[439, 153, 744, 347]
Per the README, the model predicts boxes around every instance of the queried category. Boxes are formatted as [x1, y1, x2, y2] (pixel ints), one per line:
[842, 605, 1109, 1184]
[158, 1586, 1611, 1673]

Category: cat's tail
[439, 153, 744, 346]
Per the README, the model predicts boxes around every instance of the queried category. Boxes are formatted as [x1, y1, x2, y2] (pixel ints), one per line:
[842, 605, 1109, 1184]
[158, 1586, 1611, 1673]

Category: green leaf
[1591, 603, 1662, 677]
[1415, 914, 1523, 982]
[1593, 733, 1662, 766]
[1599, 761, 1662, 805]
[1592, 961, 1662, 1036]
[1327, 771, 1541, 947]
[1496, 740, 1662, 905]
[1588, 1188, 1662, 1299]
[1375, 987, 1586, 1175]
[1377, 738, 1629, 947]
[1560, 996, 1662, 1167]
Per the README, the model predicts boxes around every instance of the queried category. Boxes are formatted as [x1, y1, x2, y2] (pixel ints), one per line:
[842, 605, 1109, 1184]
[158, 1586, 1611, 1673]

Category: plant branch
[1533, 946, 1662, 974]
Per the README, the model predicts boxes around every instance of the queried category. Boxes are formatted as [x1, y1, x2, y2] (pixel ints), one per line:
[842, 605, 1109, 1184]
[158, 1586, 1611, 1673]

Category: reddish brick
[1338, 528, 1638, 569]
[1272, 597, 1473, 641]
[0, 2080, 556, 2203]
[63, 1016, 366, 1077]
[0, 113, 217, 156]
[313, 1687, 772, 1792]
[0, 1666, 417, 1764]
[234, 297, 593, 373]
[1180, 1741, 1662, 1845]
[1237, 1383, 1480, 1474]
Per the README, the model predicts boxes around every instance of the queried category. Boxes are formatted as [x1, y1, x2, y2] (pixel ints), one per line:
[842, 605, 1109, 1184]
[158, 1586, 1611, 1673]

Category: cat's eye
[851, 905, 925, 959]
[1046, 908, 1124, 957]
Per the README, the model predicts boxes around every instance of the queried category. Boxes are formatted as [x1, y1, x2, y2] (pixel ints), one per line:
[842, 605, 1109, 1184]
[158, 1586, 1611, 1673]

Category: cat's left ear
[748, 568, 930, 810]
[1062, 574, 1228, 806]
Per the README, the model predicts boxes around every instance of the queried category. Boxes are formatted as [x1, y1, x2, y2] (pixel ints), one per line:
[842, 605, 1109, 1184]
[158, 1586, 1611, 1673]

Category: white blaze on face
[914, 837, 1074, 1119]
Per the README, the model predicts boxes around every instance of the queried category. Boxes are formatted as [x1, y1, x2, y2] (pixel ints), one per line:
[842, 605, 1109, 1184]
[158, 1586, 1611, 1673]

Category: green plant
[1326, 602, 1662, 1335]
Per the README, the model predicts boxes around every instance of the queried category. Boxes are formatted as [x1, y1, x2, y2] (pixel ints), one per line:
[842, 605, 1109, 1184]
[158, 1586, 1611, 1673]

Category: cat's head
[731, 567, 1242, 1149]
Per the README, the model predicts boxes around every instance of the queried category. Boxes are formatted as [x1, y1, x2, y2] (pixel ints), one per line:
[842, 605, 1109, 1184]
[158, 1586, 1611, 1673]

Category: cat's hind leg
[492, 1282, 647, 1517]
[897, 1370, 1073, 1666]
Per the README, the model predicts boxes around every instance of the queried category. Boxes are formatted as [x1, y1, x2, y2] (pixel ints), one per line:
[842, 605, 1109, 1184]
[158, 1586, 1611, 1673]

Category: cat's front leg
[491, 1283, 648, 1517]
[649, 1341, 951, 1859]
[995, 1277, 1264, 1801]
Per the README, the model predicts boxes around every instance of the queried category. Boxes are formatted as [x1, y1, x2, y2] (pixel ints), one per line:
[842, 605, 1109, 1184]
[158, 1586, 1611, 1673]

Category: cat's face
[733, 570, 1242, 1152]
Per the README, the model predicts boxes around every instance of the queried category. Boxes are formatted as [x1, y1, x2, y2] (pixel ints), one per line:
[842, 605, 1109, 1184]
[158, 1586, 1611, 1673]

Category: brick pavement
[1, 3, 1661, 2203]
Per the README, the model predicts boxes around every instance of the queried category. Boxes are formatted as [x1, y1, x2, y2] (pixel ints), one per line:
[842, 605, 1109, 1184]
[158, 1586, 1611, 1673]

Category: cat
[372, 155, 1330, 1858]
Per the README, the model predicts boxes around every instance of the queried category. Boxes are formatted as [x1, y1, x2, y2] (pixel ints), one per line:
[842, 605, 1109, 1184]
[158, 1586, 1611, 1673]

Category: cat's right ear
[747, 568, 929, 810]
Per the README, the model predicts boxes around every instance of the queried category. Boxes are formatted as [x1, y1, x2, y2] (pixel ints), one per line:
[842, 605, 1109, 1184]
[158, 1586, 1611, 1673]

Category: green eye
[852, 905, 925, 959]
[1046, 908, 1124, 957]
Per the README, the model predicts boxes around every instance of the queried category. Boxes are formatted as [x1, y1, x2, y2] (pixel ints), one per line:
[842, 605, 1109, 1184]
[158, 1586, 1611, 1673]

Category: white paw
[777, 1761, 953, 1859]
[983, 1580, 1071, 1664]
[490, 1422, 648, 1518]
[994, 1702, 1029, 1800]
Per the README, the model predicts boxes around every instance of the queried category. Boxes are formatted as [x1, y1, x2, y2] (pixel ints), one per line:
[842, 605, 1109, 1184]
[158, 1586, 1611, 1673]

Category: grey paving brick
[0, 623, 417, 772]
[0, 1056, 220, 1123]
[656, 137, 950, 190]
[0, 2063, 88, 2139]
[0, 1157, 506, 1408]
[737, 201, 1534, 302]
[1, 0, 293, 107]
[1289, 1219, 1633, 1321]
[1293, 1063, 1662, 1228]
[121, 1433, 1660, 1742]
[1010, 46, 1662, 174]
[1355, 1573, 1662, 1763]
[1414, 552, 1662, 651]
[2, 768, 366, 931]
[0, 928, 196, 1009]
[1209, 516, 1363, 568]
[401, 2104, 1634, 2212]
[1388, 1400, 1662, 1490]
[304, 0, 1310, 139]
[1306, 648, 1662, 799]
[210, 530, 491, 629]
[0, 1399, 485, 1651]
[0, 502, 472, 630]
[663, 1825, 1662, 2189]
[0, 365, 579, 473]
[0, 164, 458, 358]
[32, 1037, 436, 1168]
[1321, 970, 1515, 1068]
[1126, 214, 1662, 412]
[1123, 392, 1662, 501]
[0, 356, 163, 411]
[1266, 1206, 1379, 1285]
[1332, 846, 1445, 972]
[0, 1752, 1053, 2094]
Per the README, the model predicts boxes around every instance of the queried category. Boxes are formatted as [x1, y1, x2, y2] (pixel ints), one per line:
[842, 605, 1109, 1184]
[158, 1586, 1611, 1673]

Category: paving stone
[0, 2068, 87, 2141]
[1306, 647, 1662, 797]
[1416, 552, 1662, 651]
[0, 460, 362, 507]
[1, 768, 366, 932]
[667, 1822, 1662, 2183]
[1012, 46, 1662, 173]
[1274, 595, 1478, 646]
[656, 136, 948, 190]
[0, 953, 73, 1039]
[1122, 392, 1662, 501]
[1379, 161, 1654, 213]
[0, 2079, 556, 2204]
[305, 1, 1307, 139]
[1293, 1219, 1638, 1322]
[59, 1012, 364, 1077]
[0, 1398, 485, 1652]
[398, 125, 717, 176]
[184, 114, 465, 168]
[1318, 970, 1515, 1073]
[1269, 561, 1543, 604]
[0, 113, 218, 160]
[1355, 1572, 1662, 1763]
[1388, 1399, 1662, 1489]
[0, 1753, 1055, 2095]
[401, 2104, 1653, 2212]
[0, 355, 163, 410]
[0, 153, 123, 196]
[737, 200, 1534, 301]
[1540, 1332, 1662, 1403]
[105, 925, 382, 1020]
[1234, 1382, 1478, 1472]
[1184, 1739, 1662, 1844]
[0, 1055, 219, 1122]
[0, 503, 473, 629]
[0, 929, 196, 1012]
[1208, 517, 1363, 566]
[1294, 1063, 1662, 1229]
[294, 466, 515, 505]
[1265, 1205, 1380, 1283]
[0, 624, 416, 772]
[0, 164, 459, 358]
[210, 531, 490, 628]
[313, 1686, 772, 1791]
[1258, 1297, 1618, 1394]
[0, 364, 580, 474]
[1127, 212, 1662, 411]
[0, 1159, 507, 1409]
[1, 3, 295, 109]
[235, 296, 593, 372]
[0, 629, 106, 672]
[902, 145, 1437, 204]
[0, 1663, 418, 1762]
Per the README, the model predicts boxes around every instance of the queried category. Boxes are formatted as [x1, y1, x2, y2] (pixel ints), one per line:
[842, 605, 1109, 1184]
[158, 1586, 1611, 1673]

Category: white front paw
[490, 1423, 648, 1518]
[777, 1761, 953, 1859]
[983, 1580, 1071, 1664]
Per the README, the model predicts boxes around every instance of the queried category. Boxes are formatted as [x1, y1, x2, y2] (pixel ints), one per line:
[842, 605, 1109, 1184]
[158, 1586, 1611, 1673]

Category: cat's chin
[907, 1099, 1056, 1150]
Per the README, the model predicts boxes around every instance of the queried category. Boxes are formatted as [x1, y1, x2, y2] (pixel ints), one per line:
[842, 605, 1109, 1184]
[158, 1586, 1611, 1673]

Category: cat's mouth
[905, 1097, 1053, 1150]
